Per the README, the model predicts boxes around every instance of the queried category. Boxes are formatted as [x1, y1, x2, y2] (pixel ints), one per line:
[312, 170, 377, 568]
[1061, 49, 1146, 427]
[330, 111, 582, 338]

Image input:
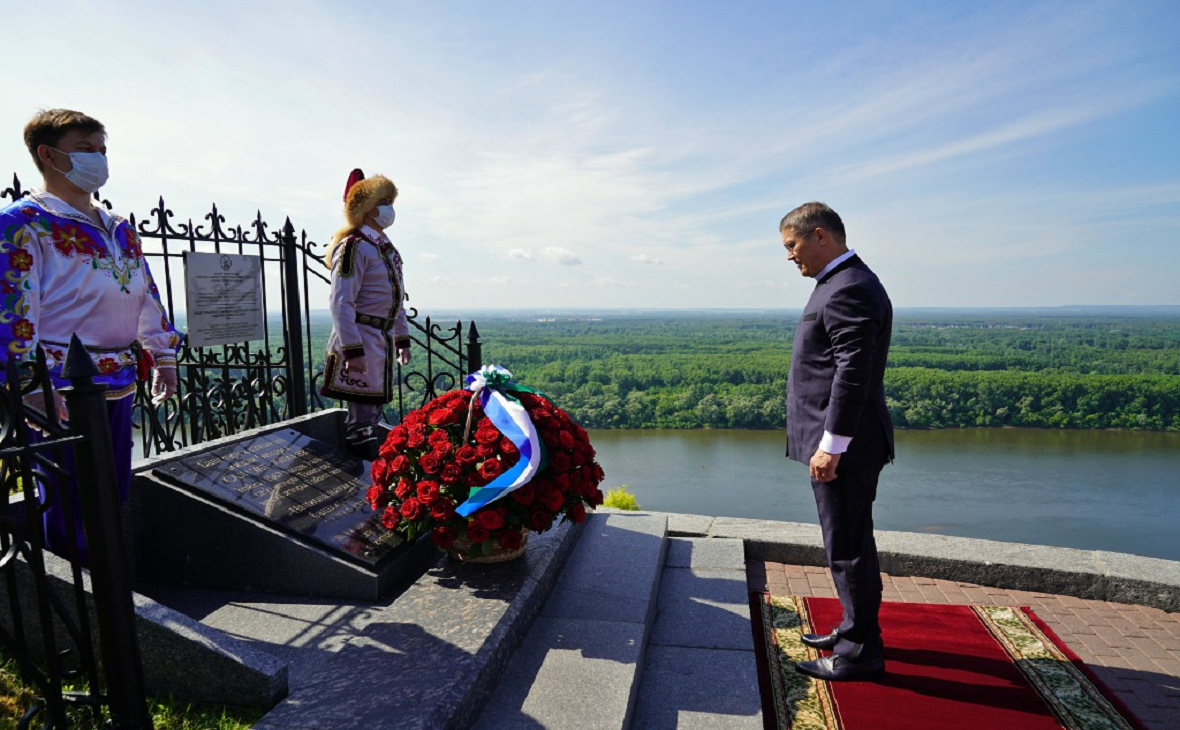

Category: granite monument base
[132, 411, 436, 601]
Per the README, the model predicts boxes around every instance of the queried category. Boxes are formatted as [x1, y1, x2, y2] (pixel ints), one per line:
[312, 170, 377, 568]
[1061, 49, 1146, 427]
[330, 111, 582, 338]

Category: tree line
[307, 310, 1180, 431]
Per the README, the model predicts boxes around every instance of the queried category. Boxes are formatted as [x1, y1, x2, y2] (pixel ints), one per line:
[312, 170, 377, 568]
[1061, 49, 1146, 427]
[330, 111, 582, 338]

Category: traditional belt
[355, 313, 394, 331]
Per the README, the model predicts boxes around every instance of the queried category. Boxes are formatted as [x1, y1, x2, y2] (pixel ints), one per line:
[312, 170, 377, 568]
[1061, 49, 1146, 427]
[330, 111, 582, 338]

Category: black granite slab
[153, 429, 400, 567]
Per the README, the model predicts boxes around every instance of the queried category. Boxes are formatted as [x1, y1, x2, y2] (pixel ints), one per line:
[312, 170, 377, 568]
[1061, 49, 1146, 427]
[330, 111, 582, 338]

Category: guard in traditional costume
[0, 109, 182, 563]
[320, 169, 411, 459]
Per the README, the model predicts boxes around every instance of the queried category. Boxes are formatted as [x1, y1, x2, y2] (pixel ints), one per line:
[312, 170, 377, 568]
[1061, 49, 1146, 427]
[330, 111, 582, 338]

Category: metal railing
[1, 340, 151, 729]
[2, 173, 484, 459]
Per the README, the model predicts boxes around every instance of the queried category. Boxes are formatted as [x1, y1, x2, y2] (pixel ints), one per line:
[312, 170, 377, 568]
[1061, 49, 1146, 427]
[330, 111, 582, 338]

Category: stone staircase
[474, 512, 764, 728]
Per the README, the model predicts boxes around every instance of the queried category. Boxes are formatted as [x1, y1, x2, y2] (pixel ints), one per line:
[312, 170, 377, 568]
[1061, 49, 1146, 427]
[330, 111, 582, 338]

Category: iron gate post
[466, 322, 482, 374]
[281, 218, 308, 417]
[60, 335, 152, 729]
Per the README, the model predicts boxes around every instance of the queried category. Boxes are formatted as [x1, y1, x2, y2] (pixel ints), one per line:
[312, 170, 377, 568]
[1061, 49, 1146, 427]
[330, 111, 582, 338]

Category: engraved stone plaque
[153, 429, 401, 566]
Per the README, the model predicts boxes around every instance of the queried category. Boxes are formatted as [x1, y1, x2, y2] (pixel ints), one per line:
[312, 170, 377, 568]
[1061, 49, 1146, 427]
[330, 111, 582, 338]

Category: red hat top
[344, 168, 365, 202]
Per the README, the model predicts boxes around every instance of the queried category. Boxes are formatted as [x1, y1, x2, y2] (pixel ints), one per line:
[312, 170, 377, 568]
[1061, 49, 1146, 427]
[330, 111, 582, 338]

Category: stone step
[474, 512, 669, 729]
[633, 536, 764, 729]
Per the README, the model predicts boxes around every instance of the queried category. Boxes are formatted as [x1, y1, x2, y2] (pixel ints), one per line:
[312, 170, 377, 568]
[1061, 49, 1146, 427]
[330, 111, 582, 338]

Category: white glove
[397, 346, 411, 366]
[151, 366, 178, 405]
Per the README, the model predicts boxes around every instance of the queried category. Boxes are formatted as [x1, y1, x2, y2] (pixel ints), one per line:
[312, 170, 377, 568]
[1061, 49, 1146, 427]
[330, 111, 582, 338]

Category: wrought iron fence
[1, 342, 151, 729]
[2, 173, 483, 459]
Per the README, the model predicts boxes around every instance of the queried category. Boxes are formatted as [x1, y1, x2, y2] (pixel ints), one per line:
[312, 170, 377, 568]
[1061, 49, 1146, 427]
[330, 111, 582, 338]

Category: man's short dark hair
[780, 201, 846, 244]
[23, 109, 106, 172]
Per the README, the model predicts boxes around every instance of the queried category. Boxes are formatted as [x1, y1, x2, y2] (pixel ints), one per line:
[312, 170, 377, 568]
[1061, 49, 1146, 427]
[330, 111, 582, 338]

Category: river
[585, 428, 1180, 562]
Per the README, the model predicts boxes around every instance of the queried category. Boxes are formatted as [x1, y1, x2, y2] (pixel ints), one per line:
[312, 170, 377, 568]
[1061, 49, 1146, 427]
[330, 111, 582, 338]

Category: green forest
[310, 309, 1180, 431]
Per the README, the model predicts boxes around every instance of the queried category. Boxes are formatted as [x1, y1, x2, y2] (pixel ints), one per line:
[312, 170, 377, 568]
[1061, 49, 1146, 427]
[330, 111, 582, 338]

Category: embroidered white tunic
[320, 225, 409, 404]
[0, 191, 182, 399]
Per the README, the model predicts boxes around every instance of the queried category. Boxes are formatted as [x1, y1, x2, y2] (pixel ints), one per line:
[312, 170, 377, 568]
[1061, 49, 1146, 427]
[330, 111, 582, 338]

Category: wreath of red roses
[368, 388, 604, 557]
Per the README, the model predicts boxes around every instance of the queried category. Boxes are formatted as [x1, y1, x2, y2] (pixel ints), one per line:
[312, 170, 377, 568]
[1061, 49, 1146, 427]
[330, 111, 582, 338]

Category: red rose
[404, 411, 426, 427]
[479, 459, 503, 481]
[540, 485, 564, 513]
[465, 471, 484, 488]
[499, 437, 518, 456]
[476, 443, 496, 459]
[429, 429, 451, 444]
[428, 408, 459, 426]
[554, 473, 571, 493]
[510, 483, 536, 505]
[455, 445, 479, 465]
[416, 480, 440, 504]
[530, 509, 553, 531]
[366, 484, 388, 511]
[592, 488, 604, 506]
[419, 453, 442, 474]
[381, 505, 399, 529]
[395, 478, 413, 499]
[499, 529, 523, 551]
[570, 450, 587, 467]
[569, 503, 586, 523]
[467, 523, 490, 544]
[439, 463, 462, 484]
[432, 440, 454, 459]
[559, 431, 575, 450]
[475, 425, 500, 444]
[430, 497, 456, 522]
[550, 452, 571, 473]
[541, 429, 561, 449]
[432, 526, 457, 549]
[400, 497, 423, 520]
[407, 425, 428, 449]
[475, 508, 506, 531]
[390, 455, 410, 475]
[592, 462, 605, 482]
[370, 458, 391, 487]
[388, 426, 409, 448]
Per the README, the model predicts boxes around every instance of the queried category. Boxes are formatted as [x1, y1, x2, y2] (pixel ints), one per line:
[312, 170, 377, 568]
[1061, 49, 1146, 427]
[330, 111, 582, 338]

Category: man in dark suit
[782, 202, 894, 681]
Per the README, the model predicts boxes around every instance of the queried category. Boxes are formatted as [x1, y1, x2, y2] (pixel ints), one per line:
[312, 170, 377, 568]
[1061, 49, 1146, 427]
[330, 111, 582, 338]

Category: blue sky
[3, 0, 1178, 310]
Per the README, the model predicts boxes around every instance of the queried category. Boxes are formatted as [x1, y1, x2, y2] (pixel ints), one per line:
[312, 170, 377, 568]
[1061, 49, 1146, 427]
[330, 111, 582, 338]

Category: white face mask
[49, 147, 109, 193]
[373, 204, 396, 229]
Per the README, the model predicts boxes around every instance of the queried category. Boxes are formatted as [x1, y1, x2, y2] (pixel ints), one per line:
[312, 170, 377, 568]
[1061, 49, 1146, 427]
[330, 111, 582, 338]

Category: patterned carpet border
[756, 594, 1147, 730]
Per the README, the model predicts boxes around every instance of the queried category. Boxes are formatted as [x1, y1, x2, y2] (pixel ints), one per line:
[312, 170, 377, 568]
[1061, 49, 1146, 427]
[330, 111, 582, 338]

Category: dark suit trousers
[812, 461, 884, 660]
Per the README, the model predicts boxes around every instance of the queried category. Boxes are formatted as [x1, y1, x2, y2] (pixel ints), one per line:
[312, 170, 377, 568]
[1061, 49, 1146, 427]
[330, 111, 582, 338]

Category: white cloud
[630, 254, 662, 265]
[506, 247, 582, 265]
[419, 252, 440, 262]
[540, 247, 582, 265]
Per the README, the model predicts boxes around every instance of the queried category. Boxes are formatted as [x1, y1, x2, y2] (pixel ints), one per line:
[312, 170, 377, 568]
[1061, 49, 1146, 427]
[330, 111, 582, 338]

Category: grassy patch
[1, 655, 261, 730]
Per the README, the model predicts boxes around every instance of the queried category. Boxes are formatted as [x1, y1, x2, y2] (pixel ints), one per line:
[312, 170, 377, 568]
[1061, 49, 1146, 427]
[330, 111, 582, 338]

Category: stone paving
[748, 561, 1180, 730]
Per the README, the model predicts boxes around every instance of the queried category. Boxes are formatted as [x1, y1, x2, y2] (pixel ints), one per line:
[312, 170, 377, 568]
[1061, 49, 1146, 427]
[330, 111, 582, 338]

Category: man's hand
[810, 448, 841, 483]
[397, 346, 411, 366]
[151, 367, 178, 404]
[24, 390, 68, 426]
[343, 353, 367, 375]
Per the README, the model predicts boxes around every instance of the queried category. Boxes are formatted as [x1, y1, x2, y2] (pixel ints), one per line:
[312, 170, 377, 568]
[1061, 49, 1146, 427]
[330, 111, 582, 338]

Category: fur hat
[343, 168, 397, 227]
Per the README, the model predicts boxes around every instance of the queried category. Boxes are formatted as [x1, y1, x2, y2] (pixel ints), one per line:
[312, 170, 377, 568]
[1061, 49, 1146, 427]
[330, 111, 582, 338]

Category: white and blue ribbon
[455, 366, 545, 517]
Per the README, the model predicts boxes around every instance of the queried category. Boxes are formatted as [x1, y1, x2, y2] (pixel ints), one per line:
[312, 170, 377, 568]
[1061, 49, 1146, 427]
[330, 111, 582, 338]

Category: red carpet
[755, 595, 1146, 730]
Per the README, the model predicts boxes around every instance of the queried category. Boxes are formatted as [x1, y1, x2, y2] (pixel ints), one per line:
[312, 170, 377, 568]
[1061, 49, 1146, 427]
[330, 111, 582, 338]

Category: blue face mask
[374, 204, 396, 229]
[49, 147, 109, 193]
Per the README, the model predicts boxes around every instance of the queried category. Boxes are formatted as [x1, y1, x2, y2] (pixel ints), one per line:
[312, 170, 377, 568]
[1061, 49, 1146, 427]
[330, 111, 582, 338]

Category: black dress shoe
[346, 437, 379, 462]
[800, 630, 840, 651]
[795, 654, 885, 682]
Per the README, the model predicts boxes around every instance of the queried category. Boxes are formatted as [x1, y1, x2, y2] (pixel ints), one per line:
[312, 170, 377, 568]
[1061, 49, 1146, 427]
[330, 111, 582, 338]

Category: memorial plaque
[154, 429, 401, 566]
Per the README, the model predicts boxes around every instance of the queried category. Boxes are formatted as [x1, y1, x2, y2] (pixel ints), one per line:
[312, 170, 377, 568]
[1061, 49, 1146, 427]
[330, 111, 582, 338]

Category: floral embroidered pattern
[51, 221, 102, 259]
[764, 595, 841, 730]
[975, 606, 1136, 730]
[9, 250, 32, 272]
[12, 319, 34, 340]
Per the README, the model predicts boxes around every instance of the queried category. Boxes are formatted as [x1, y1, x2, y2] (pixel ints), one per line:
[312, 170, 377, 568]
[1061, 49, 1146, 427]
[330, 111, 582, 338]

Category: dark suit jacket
[786, 255, 895, 469]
